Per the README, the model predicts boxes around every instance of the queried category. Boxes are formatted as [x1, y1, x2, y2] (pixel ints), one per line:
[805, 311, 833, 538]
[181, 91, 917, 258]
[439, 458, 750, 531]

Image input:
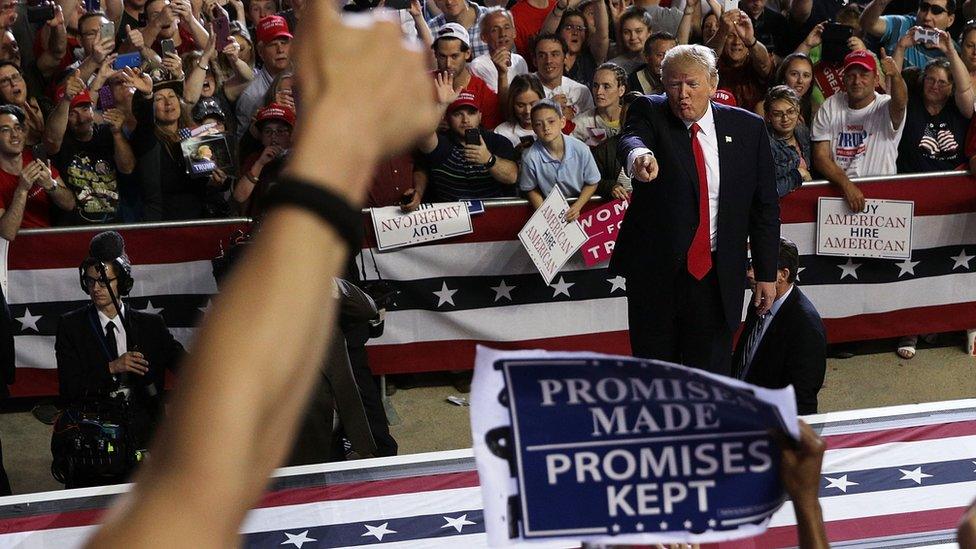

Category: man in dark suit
[734, 238, 826, 415]
[613, 44, 780, 375]
[55, 255, 185, 450]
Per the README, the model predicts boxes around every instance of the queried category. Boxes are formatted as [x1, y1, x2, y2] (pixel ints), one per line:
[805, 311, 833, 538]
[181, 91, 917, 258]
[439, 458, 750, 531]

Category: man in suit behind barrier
[613, 43, 781, 375]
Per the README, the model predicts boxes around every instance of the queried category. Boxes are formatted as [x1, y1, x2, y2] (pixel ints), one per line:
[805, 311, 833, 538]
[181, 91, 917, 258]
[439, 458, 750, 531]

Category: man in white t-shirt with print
[812, 49, 907, 212]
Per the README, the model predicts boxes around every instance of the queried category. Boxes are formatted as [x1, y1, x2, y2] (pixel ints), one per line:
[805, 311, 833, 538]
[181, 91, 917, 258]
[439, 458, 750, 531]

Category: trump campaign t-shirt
[812, 91, 905, 178]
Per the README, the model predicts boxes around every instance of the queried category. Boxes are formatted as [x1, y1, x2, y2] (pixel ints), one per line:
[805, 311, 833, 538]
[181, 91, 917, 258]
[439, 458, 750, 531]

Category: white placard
[370, 202, 473, 251]
[817, 197, 914, 260]
[517, 188, 588, 284]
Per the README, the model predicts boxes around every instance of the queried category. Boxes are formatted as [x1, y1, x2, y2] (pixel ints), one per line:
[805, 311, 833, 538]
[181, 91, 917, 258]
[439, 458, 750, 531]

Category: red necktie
[688, 122, 713, 280]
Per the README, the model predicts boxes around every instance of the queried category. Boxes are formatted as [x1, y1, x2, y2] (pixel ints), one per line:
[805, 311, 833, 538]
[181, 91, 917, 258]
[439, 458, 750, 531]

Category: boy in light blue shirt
[519, 99, 601, 221]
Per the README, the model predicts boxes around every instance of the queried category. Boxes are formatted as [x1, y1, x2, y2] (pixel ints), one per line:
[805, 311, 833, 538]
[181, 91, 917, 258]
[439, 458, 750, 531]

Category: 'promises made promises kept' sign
[471, 347, 800, 546]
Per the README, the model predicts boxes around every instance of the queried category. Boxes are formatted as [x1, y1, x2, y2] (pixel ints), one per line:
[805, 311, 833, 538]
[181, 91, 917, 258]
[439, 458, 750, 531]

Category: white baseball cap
[435, 23, 471, 49]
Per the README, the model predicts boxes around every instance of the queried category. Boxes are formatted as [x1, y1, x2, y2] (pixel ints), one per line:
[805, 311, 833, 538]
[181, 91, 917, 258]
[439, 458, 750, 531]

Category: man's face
[433, 0, 466, 19]
[0, 64, 25, 105]
[483, 13, 514, 52]
[741, 0, 764, 18]
[79, 15, 108, 56]
[0, 0, 17, 28]
[68, 104, 95, 138]
[559, 15, 587, 54]
[535, 39, 565, 83]
[85, 263, 119, 309]
[647, 38, 676, 76]
[513, 89, 541, 127]
[702, 13, 719, 42]
[591, 68, 623, 108]
[917, 0, 953, 30]
[146, 0, 178, 38]
[0, 31, 19, 66]
[260, 38, 292, 73]
[724, 32, 749, 63]
[153, 88, 181, 123]
[260, 120, 292, 147]
[663, 61, 717, 122]
[447, 107, 481, 136]
[434, 38, 469, 78]
[248, 0, 275, 25]
[922, 66, 952, 104]
[842, 66, 877, 103]
[531, 106, 563, 144]
[0, 113, 24, 155]
[621, 17, 649, 54]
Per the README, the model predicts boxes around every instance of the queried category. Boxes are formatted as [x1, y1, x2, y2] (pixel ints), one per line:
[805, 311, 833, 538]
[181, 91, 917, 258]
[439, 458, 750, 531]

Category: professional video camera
[51, 397, 146, 487]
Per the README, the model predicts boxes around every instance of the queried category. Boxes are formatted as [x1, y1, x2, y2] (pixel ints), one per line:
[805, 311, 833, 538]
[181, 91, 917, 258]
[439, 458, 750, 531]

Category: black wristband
[264, 177, 364, 254]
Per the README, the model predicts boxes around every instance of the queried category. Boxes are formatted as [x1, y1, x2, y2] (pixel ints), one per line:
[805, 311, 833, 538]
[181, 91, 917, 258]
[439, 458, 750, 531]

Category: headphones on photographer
[79, 255, 134, 296]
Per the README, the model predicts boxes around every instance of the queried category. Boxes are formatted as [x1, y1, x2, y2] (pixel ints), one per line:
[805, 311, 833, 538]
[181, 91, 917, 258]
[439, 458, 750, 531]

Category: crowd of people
[0, 0, 970, 227]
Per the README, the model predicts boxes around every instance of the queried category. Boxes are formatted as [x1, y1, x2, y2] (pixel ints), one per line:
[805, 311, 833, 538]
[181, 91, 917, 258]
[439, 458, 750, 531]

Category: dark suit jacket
[55, 304, 185, 402]
[612, 95, 780, 330]
[733, 287, 827, 415]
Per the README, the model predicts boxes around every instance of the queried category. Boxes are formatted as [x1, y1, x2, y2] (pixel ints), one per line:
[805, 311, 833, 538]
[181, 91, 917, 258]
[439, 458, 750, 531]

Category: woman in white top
[572, 62, 626, 145]
[494, 74, 546, 155]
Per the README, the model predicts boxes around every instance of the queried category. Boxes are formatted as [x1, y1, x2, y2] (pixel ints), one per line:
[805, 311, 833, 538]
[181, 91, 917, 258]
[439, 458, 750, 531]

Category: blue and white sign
[470, 347, 800, 546]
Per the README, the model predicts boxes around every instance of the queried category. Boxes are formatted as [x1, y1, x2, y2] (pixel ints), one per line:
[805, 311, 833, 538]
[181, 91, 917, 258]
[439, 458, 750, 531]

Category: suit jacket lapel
[666, 108, 698, 196]
[750, 289, 800, 370]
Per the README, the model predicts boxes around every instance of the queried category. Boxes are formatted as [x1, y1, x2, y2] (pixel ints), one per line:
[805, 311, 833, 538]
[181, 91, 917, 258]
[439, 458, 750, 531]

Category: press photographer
[53, 230, 184, 488]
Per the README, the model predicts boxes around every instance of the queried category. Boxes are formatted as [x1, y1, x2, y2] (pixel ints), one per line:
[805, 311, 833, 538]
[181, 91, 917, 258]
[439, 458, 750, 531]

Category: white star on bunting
[895, 258, 920, 278]
[659, 521, 668, 530]
[824, 474, 858, 492]
[796, 266, 805, 282]
[898, 466, 933, 485]
[606, 275, 627, 293]
[280, 530, 316, 548]
[198, 299, 211, 314]
[433, 281, 458, 307]
[836, 258, 862, 280]
[362, 522, 397, 541]
[683, 520, 693, 529]
[550, 276, 574, 297]
[490, 280, 515, 302]
[15, 308, 41, 332]
[139, 300, 163, 315]
[951, 249, 974, 270]
[441, 514, 476, 533]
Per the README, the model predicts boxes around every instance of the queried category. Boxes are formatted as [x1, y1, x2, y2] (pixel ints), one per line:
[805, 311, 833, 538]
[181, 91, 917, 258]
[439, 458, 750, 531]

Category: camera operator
[54, 231, 185, 487]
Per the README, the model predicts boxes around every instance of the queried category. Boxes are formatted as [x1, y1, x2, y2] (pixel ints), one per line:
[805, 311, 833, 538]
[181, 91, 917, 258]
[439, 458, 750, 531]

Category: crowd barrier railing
[5, 171, 976, 394]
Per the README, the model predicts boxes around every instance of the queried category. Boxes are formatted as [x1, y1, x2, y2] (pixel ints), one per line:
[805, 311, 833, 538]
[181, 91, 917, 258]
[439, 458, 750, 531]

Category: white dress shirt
[97, 304, 127, 359]
[626, 103, 721, 249]
[539, 75, 595, 116]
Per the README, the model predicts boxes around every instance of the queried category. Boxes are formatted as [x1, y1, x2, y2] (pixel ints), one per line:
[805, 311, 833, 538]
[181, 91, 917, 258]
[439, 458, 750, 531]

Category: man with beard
[44, 71, 135, 224]
[433, 23, 503, 128]
[0, 105, 75, 236]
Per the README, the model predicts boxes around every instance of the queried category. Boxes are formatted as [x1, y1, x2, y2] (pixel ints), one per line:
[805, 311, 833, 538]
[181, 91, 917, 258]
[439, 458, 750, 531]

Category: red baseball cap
[256, 15, 293, 44]
[55, 85, 93, 109]
[447, 91, 479, 113]
[712, 88, 737, 107]
[843, 50, 877, 74]
[255, 102, 297, 127]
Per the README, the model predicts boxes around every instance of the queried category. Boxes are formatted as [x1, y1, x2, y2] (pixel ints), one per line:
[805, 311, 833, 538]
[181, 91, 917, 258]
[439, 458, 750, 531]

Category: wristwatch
[485, 154, 497, 168]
